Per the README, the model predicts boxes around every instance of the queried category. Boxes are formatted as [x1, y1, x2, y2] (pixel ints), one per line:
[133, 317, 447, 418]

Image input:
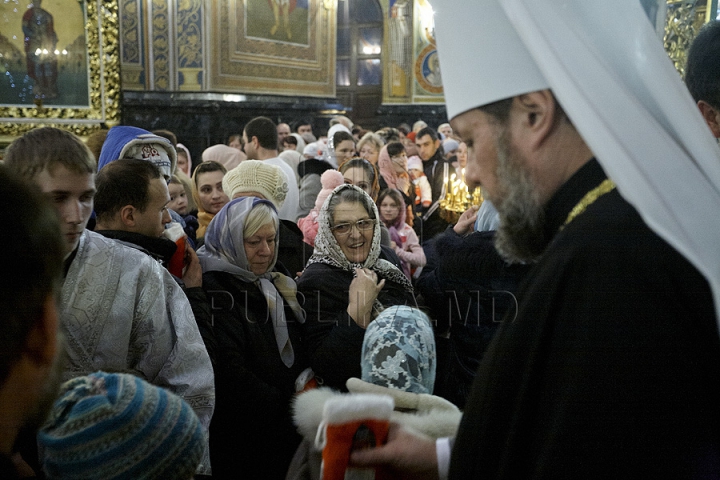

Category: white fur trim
[293, 385, 463, 445]
[322, 394, 394, 424]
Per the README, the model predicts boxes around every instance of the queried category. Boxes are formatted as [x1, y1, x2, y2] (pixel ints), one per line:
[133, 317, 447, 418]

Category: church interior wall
[0, 0, 717, 150]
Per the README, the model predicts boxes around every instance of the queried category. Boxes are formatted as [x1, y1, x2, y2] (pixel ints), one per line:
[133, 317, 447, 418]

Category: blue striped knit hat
[38, 371, 204, 480]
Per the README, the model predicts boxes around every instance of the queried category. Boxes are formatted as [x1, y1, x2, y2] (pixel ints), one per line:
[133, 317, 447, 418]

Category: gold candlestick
[440, 166, 484, 224]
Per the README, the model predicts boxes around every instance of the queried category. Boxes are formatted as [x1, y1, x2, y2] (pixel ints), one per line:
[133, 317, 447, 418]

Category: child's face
[379, 196, 400, 224]
[167, 183, 188, 215]
[177, 153, 188, 173]
[408, 168, 420, 180]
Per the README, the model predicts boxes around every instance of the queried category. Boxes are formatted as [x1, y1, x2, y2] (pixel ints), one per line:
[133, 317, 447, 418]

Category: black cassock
[451, 159, 720, 479]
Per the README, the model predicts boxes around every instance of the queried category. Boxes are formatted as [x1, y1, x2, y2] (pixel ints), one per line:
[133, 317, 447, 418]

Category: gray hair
[244, 202, 279, 239]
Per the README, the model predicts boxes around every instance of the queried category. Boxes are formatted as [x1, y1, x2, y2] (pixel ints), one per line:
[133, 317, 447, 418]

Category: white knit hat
[303, 142, 325, 159]
[222, 160, 289, 209]
[407, 155, 422, 171]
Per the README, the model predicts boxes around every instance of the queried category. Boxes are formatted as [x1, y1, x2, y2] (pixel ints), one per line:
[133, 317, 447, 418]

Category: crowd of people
[3, 0, 720, 478]
[0, 103, 508, 479]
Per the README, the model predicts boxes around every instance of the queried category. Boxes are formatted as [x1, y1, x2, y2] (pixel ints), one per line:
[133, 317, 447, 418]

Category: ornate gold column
[664, 0, 718, 76]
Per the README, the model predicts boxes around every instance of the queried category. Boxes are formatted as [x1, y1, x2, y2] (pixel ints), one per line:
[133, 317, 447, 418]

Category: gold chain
[561, 179, 616, 229]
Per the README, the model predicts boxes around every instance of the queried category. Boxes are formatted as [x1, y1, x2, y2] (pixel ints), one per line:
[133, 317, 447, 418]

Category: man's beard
[491, 128, 547, 264]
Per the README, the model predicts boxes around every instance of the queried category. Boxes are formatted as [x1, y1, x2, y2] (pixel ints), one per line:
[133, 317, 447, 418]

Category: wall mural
[0, 0, 89, 106]
[209, 0, 335, 97]
[120, 0, 145, 89]
[177, 0, 204, 91]
[388, 0, 411, 97]
[111, 0, 716, 109]
[0, 0, 120, 137]
[246, 0, 310, 44]
[411, 0, 442, 101]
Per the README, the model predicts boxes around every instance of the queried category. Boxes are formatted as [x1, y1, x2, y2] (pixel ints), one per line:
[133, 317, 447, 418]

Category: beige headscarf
[201, 144, 246, 171]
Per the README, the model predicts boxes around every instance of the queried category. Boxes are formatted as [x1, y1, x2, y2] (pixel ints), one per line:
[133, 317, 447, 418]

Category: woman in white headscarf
[197, 197, 307, 479]
[297, 184, 415, 391]
[287, 306, 461, 480]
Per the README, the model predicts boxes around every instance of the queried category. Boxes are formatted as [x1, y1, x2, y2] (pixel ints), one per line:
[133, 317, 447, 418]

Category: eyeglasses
[330, 218, 375, 235]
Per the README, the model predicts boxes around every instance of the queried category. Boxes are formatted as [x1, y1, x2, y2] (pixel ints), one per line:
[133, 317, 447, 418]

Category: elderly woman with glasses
[297, 184, 416, 390]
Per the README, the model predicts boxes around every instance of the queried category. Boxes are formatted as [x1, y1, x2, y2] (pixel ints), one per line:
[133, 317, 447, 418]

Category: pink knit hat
[315, 170, 345, 210]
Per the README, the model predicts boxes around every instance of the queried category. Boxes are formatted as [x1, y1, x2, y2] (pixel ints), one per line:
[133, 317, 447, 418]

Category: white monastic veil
[498, 0, 720, 327]
[434, 0, 720, 329]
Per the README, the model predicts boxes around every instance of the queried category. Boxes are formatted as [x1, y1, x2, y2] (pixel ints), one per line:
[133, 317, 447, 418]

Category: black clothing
[63, 245, 78, 277]
[0, 454, 18, 480]
[297, 158, 334, 179]
[379, 243, 403, 270]
[422, 147, 446, 204]
[279, 219, 313, 276]
[296, 255, 416, 390]
[203, 270, 306, 480]
[417, 228, 529, 408]
[450, 159, 720, 479]
[418, 148, 451, 241]
[94, 230, 177, 266]
[378, 174, 389, 193]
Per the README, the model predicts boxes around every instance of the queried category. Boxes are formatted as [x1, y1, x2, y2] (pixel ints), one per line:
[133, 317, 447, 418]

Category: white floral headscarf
[307, 184, 412, 293]
[361, 306, 436, 394]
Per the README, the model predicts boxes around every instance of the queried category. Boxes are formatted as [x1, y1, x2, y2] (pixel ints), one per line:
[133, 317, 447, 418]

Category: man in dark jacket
[94, 159, 203, 287]
[414, 126, 451, 241]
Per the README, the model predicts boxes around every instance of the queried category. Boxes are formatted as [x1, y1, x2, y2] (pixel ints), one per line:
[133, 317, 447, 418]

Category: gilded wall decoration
[177, 0, 203, 90]
[386, 0, 412, 101]
[663, 0, 715, 77]
[209, 0, 336, 97]
[411, 0, 442, 102]
[121, 0, 145, 89]
[0, 0, 120, 137]
[152, 0, 171, 90]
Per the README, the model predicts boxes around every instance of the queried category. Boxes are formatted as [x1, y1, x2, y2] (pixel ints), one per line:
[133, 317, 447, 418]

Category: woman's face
[197, 170, 229, 214]
[244, 222, 276, 275]
[457, 142, 468, 168]
[379, 196, 400, 224]
[168, 183, 188, 215]
[390, 151, 408, 175]
[359, 143, 379, 165]
[343, 167, 372, 197]
[335, 140, 356, 164]
[332, 201, 374, 264]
